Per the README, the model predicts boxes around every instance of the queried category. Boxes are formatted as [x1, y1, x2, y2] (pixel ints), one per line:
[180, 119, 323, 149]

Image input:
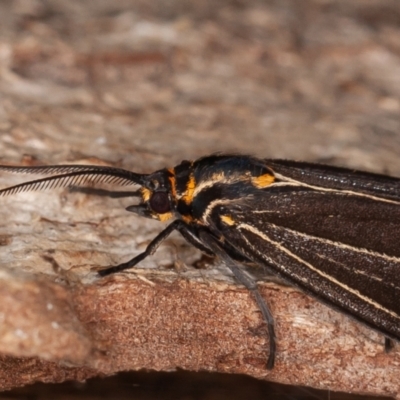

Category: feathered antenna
[0, 165, 146, 197]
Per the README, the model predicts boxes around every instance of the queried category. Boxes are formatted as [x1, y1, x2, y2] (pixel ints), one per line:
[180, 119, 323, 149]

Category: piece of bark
[0, 235, 399, 397]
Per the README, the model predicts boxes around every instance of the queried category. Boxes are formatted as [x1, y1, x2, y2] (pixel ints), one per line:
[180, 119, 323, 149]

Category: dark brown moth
[0, 155, 399, 369]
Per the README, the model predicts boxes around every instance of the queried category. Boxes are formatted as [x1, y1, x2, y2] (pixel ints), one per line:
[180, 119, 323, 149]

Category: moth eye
[149, 191, 171, 214]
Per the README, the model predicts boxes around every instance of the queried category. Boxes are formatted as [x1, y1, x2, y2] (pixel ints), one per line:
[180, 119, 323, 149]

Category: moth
[0, 154, 399, 369]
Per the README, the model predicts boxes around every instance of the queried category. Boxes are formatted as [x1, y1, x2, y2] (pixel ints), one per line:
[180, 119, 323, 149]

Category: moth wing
[268, 159, 400, 200]
[207, 188, 400, 341]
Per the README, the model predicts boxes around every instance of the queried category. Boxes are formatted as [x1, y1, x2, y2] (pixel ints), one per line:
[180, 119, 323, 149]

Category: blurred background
[1, 0, 400, 172]
[0, 0, 399, 399]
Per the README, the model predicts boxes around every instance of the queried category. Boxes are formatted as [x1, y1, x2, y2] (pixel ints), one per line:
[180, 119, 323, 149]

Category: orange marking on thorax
[182, 214, 194, 223]
[182, 173, 196, 205]
[167, 168, 177, 200]
[251, 173, 275, 188]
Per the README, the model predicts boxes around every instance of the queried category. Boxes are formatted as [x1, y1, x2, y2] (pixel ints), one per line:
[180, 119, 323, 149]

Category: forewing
[207, 186, 400, 341]
[268, 159, 400, 200]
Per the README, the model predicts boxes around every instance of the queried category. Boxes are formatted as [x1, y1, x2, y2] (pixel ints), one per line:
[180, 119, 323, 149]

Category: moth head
[126, 170, 175, 222]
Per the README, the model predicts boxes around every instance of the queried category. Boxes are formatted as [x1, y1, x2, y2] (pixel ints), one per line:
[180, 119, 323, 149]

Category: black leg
[98, 220, 182, 276]
[199, 231, 276, 369]
[98, 220, 213, 276]
[177, 224, 214, 256]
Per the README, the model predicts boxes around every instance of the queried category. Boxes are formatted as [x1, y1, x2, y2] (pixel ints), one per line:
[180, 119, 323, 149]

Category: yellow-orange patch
[141, 187, 151, 202]
[182, 214, 194, 223]
[157, 212, 173, 222]
[182, 173, 196, 205]
[251, 173, 275, 188]
[168, 168, 177, 200]
[220, 215, 236, 226]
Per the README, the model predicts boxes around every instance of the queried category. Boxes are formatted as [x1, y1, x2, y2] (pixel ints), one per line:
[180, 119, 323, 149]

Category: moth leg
[98, 220, 212, 276]
[199, 231, 276, 370]
[385, 337, 394, 352]
[178, 226, 214, 257]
